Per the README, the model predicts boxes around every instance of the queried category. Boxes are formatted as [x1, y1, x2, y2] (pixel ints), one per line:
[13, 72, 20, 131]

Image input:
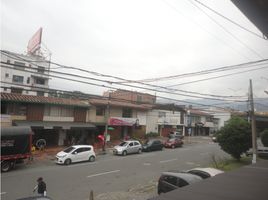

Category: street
[1, 140, 228, 200]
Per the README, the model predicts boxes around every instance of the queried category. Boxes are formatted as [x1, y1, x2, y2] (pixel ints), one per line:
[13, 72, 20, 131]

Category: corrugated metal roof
[0, 92, 90, 107]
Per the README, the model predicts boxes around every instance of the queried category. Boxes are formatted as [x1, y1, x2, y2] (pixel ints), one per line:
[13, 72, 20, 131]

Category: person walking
[33, 177, 47, 196]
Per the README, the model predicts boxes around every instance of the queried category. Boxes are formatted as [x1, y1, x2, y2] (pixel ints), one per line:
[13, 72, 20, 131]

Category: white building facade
[1, 51, 50, 96]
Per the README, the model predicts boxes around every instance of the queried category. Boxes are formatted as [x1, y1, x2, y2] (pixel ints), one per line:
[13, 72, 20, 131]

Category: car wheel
[1, 161, 12, 172]
[64, 159, 72, 165]
[122, 151, 127, 156]
[89, 156, 95, 162]
[138, 149, 142, 154]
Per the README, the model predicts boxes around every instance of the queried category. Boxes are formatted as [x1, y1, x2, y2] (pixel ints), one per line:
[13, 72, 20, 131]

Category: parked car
[168, 131, 184, 139]
[158, 172, 202, 194]
[164, 138, 183, 148]
[55, 145, 96, 165]
[142, 139, 163, 152]
[113, 140, 142, 156]
[212, 135, 217, 142]
[186, 167, 224, 179]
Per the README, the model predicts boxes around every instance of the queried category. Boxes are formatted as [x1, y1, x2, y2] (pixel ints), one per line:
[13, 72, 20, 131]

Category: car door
[80, 147, 91, 162]
[161, 175, 178, 193]
[134, 141, 140, 153]
[71, 147, 85, 162]
[127, 142, 134, 154]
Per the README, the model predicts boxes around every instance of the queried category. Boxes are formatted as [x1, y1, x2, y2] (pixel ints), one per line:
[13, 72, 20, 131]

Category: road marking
[1, 192, 7, 195]
[87, 170, 120, 178]
[143, 163, 151, 166]
[245, 166, 268, 170]
[186, 162, 195, 165]
[160, 158, 177, 163]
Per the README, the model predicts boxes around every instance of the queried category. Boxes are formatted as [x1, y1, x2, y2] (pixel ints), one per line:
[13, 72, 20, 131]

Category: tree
[217, 116, 251, 160]
[260, 129, 268, 147]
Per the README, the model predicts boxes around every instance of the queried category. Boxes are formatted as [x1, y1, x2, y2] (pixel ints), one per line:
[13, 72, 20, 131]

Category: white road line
[87, 170, 120, 178]
[160, 158, 178, 163]
[143, 163, 151, 166]
[1, 192, 7, 195]
[186, 162, 195, 165]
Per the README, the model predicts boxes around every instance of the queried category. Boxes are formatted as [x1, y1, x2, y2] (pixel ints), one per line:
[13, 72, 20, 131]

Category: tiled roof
[89, 98, 153, 110]
[189, 109, 212, 116]
[0, 92, 90, 107]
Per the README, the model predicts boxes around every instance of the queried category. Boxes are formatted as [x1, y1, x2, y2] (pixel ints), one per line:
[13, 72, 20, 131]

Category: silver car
[113, 140, 142, 156]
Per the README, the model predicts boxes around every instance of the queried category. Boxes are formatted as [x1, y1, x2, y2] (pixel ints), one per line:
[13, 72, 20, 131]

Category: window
[137, 95, 142, 102]
[27, 77, 30, 84]
[5, 73, 9, 78]
[129, 142, 134, 147]
[3, 103, 27, 115]
[158, 112, 166, 118]
[14, 61, 25, 69]
[35, 78, 45, 85]
[83, 147, 91, 152]
[12, 75, 24, 83]
[37, 91, 44, 96]
[96, 106, 105, 116]
[164, 176, 177, 186]
[37, 66, 45, 73]
[134, 142, 139, 146]
[177, 178, 189, 187]
[44, 105, 74, 117]
[122, 108, 132, 118]
[11, 87, 23, 94]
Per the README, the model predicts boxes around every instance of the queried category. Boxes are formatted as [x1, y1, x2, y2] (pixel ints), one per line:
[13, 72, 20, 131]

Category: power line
[192, 0, 267, 40]
[1, 50, 266, 100]
[1, 51, 252, 100]
[188, 0, 264, 59]
[115, 59, 268, 83]
[1, 62, 248, 102]
[166, 65, 268, 87]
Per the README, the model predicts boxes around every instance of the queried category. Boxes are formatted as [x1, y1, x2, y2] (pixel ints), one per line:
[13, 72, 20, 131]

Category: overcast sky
[1, 0, 268, 104]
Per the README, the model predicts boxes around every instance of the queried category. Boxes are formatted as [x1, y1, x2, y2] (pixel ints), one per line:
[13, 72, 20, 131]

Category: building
[88, 96, 152, 140]
[0, 92, 96, 147]
[186, 108, 214, 136]
[146, 104, 186, 137]
[1, 50, 50, 96]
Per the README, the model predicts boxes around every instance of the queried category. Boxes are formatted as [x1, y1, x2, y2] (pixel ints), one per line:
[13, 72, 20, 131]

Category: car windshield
[63, 146, 75, 153]
[119, 142, 128, 146]
[168, 138, 175, 142]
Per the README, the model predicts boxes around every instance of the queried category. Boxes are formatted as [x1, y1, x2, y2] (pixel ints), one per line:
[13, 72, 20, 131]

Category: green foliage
[216, 116, 251, 160]
[145, 132, 159, 138]
[261, 129, 268, 147]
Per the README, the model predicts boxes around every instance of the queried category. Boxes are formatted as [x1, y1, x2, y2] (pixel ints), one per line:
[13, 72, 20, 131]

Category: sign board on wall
[109, 117, 139, 126]
[27, 28, 42, 54]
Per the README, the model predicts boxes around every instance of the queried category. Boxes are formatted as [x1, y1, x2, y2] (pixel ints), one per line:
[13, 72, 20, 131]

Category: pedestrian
[33, 177, 47, 196]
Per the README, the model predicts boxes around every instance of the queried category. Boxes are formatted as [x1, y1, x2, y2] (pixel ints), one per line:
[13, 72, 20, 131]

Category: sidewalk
[31, 136, 213, 162]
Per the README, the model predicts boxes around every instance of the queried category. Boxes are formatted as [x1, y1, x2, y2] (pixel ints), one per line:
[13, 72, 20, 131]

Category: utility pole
[104, 92, 111, 152]
[249, 79, 257, 164]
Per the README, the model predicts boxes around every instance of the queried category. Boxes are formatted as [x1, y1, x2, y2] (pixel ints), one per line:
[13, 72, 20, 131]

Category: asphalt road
[1, 140, 228, 200]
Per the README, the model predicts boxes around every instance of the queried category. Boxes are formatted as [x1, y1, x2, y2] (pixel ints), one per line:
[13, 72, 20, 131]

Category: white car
[186, 167, 224, 179]
[113, 140, 142, 156]
[55, 145, 96, 165]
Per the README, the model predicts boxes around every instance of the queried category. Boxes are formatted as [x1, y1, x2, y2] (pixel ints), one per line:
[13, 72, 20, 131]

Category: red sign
[109, 117, 137, 126]
[27, 28, 42, 54]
